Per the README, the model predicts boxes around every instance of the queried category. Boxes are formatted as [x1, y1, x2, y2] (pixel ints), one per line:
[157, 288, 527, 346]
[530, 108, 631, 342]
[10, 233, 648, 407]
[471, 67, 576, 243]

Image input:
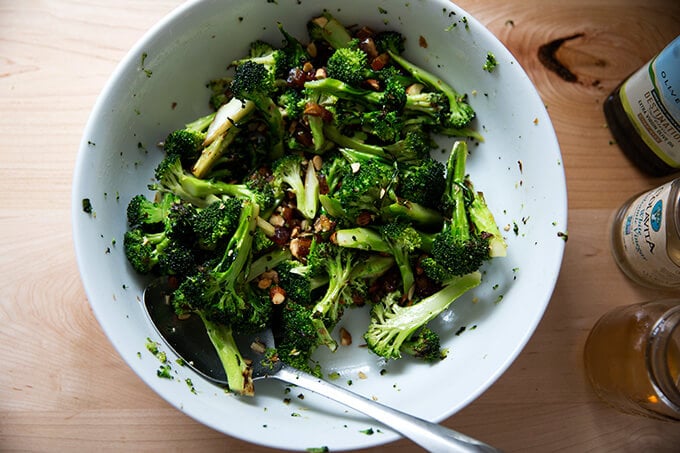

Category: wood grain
[2, 1, 680, 451]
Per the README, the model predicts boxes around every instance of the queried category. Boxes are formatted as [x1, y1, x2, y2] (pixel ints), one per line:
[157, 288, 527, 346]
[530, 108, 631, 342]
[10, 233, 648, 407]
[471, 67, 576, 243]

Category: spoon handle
[273, 364, 502, 453]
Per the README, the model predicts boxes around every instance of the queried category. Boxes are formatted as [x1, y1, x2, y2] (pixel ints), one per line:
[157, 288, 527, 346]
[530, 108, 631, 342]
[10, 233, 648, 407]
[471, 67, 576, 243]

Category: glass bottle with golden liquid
[584, 299, 680, 421]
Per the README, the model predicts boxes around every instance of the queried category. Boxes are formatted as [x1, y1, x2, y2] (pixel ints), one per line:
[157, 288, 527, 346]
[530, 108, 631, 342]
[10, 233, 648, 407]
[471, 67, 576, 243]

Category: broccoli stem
[199, 313, 253, 396]
[311, 259, 353, 352]
[333, 227, 391, 253]
[308, 13, 353, 49]
[445, 140, 470, 240]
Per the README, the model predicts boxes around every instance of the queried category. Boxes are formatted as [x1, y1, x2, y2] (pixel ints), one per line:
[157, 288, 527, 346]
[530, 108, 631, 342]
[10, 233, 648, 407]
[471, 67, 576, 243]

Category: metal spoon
[143, 279, 502, 453]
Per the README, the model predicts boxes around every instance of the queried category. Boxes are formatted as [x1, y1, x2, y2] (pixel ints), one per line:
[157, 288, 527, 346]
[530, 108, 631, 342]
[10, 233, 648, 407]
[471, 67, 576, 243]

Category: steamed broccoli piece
[374, 30, 406, 55]
[193, 197, 242, 251]
[126, 193, 175, 227]
[153, 154, 275, 210]
[388, 50, 475, 129]
[231, 61, 284, 158]
[330, 149, 397, 220]
[307, 12, 354, 49]
[277, 22, 310, 70]
[361, 110, 403, 142]
[271, 154, 319, 220]
[400, 326, 444, 362]
[333, 222, 421, 295]
[423, 141, 493, 281]
[275, 301, 321, 376]
[365, 271, 481, 360]
[466, 180, 508, 258]
[172, 200, 265, 396]
[231, 40, 289, 79]
[306, 240, 357, 351]
[326, 46, 373, 86]
[123, 193, 196, 275]
[322, 124, 431, 164]
[396, 157, 446, 209]
[163, 112, 216, 166]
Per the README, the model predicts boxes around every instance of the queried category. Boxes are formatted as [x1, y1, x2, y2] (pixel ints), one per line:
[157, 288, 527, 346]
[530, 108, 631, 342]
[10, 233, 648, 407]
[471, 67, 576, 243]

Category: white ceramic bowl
[72, 0, 567, 450]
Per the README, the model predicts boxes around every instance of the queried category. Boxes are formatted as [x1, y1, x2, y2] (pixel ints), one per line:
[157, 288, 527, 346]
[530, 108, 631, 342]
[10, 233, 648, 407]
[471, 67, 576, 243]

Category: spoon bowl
[142, 278, 502, 453]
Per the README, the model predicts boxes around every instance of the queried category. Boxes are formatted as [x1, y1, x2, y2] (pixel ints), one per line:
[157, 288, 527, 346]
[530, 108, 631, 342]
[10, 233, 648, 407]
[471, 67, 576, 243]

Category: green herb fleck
[328, 371, 340, 380]
[82, 198, 93, 214]
[483, 52, 498, 72]
[291, 412, 301, 417]
[360, 428, 375, 435]
[557, 231, 569, 242]
[378, 7, 388, 14]
[306, 447, 329, 453]
[185, 378, 197, 394]
[157, 364, 173, 379]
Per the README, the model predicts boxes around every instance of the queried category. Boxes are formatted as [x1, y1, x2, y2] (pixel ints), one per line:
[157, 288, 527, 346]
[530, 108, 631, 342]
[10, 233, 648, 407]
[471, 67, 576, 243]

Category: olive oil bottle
[603, 36, 680, 176]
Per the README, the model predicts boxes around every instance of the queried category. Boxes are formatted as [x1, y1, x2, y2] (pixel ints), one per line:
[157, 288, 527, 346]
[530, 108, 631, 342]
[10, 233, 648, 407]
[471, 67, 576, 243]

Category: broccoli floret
[277, 22, 310, 70]
[389, 50, 475, 129]
[397, 157, 446, 209]
[271, 154, 319, 220]
[365, 271, 481, 360]
[153, 154, 275, 210]
[231, 61, 284, 158]
[305, 240, 357, 351]
[374, 30, 406, 55]
[193, 197, 242, 251]
[383, 129, 433, 163]
[275, 259, 314, 305]
[163, 112, 216, 166]
[232, 40, 289, 79]
[330, 150, 397, 221]
[278, 88, 305, 119]
[307, 12, 354, 50]
[400, 326, 444, 362]
[424, 141, 494, 281]
[123, 193, 195, 275]
[126, 193, 175, 227]
[361, 110, 403, 143]
[334, 222, 421, 295]
[172, 200, 265, 396]
[275, 301, 321, 376]
[326, 47, 372, 86]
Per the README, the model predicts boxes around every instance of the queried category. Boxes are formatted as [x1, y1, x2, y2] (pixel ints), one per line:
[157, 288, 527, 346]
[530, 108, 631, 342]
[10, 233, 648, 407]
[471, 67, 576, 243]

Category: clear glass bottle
[584, 299, 680, 421]
[603, 35, 680, 176]
[610, 177, 680, 289]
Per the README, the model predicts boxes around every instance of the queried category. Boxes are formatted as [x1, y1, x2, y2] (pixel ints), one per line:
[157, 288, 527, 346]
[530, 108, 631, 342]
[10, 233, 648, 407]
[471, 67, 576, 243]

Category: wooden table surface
[2, 1, 680, 451]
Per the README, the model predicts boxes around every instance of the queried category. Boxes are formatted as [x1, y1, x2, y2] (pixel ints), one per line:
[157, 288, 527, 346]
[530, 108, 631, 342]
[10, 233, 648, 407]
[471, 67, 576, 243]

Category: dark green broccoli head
[158, 243, 195, 276]
[193, 198, 242, 251]
[276, 260, 312, 305]
[326, 47, 369, 86]
[335, 158, 395, 216]
[431, 231, 490, 277]
[374, 31, 406, 55]
[123, 228, 157, 274]
[397, 157, 446, 209]
[379, 76, 407, 112]
[126, 193, 172, 227]
[163, 129, 204, 164]
[361, 110, 403, 143]
[379, 221, 422, 252]
[275, 301, 320, 375]
[278, 88, 305, 119]
[401, 327, 443, 362]
[231, 61, 276, 100]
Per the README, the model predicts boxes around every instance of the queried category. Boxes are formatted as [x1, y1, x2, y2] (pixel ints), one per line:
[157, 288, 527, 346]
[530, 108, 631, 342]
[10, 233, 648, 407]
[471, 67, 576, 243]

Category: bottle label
[620, 37, 680, 167]
[618, 181, 680, 286]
